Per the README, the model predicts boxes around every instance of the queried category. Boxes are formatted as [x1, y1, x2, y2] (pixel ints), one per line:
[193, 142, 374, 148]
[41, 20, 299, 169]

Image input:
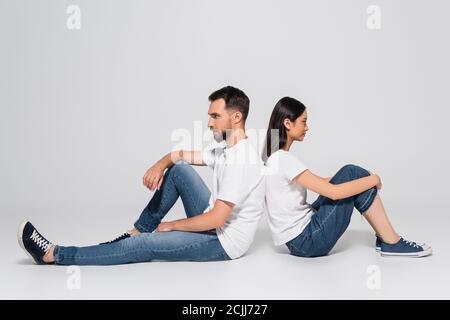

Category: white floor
[2, 201, 449, 300]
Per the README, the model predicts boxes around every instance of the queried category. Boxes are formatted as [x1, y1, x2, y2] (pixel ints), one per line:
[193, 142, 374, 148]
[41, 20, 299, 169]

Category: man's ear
[232, 110, 243, 125]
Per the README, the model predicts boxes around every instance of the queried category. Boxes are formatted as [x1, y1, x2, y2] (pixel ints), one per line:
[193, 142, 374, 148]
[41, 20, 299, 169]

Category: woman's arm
[293, 170, 380, 201]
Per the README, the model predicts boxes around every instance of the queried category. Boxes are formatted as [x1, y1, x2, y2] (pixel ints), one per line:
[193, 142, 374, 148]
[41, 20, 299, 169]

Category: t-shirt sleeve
[217, 163, 249, 206]
[282, 152, 309, 181]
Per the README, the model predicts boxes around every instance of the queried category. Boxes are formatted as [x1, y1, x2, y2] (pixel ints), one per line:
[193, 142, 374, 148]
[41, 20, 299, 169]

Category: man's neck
[225, 128, 247, 148]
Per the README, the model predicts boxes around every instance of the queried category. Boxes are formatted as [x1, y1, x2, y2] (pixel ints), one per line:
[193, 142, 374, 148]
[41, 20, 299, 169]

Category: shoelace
[102, 232, 130, 244]
[30, 230, 52, 253]
[403, 239, 420, 248]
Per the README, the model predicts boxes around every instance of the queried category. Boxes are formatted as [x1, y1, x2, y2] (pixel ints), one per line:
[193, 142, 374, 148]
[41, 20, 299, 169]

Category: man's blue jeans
[286, 164, 378, 257]
[54, 163, 231, 265]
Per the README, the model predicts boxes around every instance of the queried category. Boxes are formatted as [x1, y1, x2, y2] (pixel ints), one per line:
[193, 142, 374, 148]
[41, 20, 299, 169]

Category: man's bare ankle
[43, 245, 55, 263]
[129, 228, 141, 236]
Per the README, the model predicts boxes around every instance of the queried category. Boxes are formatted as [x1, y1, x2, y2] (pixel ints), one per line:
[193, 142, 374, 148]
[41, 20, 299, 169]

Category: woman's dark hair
[262, 97, 306, 163]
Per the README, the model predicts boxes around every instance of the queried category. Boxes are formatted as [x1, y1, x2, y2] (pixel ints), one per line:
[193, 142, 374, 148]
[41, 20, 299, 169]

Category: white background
[1, 0, 449, 299]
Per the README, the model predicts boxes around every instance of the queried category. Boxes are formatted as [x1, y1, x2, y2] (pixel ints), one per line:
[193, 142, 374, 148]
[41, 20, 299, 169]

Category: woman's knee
[340, 164, 370, 178]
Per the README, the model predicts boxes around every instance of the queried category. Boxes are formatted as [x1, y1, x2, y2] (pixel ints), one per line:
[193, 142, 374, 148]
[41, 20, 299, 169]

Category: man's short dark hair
[208, 86, 249, 122]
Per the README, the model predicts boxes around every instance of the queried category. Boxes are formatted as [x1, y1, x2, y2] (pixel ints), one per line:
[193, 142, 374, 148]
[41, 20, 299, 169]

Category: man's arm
[156, 200, 234, 232]
[161, 150, 206, 168]
[143, 150, 205, 191]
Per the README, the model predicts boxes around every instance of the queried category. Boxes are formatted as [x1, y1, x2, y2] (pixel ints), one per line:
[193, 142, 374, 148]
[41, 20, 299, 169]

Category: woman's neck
[283, 137, 293, 152]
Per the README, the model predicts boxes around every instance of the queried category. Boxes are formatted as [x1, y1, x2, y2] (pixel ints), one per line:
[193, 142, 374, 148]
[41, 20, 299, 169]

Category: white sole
[17, 220, 37, 265]
[375, 247, 381, 252]
[380, 247, 432, 258]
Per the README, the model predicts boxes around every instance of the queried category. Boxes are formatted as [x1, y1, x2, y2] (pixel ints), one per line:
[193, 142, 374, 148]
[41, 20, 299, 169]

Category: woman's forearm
[333, 175, 379, 200]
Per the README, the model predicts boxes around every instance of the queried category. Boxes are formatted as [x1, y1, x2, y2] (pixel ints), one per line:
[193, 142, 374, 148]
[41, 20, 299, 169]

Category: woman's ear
[283, 118, 291, 131]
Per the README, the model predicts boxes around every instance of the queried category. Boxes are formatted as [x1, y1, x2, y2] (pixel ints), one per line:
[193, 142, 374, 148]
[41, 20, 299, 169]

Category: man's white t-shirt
[265, 149, 314, 246]
[202, 138, 265, 259]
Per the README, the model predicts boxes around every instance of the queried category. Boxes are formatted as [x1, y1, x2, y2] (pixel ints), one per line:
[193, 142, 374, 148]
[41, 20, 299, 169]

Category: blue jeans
[286, 164, 378, 257]
[54, 163, 231, 265]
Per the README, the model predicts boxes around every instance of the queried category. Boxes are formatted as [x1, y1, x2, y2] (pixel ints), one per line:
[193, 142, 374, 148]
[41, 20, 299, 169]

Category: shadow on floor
[248, 228, 375, 257]
[330, 229, 374, 255]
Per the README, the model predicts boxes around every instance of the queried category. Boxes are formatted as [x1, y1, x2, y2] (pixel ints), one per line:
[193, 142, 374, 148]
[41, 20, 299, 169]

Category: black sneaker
[17, 220, 54, 265]
[99, 232, 131, 245]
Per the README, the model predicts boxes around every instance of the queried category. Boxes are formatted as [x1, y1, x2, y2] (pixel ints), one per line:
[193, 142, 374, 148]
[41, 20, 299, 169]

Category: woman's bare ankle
[381, 234, 401, 245]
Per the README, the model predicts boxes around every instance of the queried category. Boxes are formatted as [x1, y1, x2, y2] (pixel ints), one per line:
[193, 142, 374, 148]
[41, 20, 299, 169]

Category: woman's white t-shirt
[265, 150, 315, 246]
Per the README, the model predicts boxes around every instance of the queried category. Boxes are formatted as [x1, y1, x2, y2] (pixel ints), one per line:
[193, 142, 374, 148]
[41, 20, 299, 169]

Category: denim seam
[311, 201, 339, 236]
[59, 236, 221, 261]
[134, 222, 147, 233]
[147, 236, 218, 254]
[172, 172, 206, 215]
[359, 188, 376, 213]
[137, 174, 172, 233]
[58, 248, 228, 263]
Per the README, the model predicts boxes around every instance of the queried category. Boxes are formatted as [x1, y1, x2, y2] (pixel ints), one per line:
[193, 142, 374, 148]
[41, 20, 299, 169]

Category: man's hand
[143, 162, 166, 191]
[369, 170, 382, 190]
[156, 221, 175, 232]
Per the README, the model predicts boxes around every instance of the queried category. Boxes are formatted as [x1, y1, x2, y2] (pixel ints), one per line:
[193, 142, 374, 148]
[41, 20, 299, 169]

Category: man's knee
[165, 162, 194, 177]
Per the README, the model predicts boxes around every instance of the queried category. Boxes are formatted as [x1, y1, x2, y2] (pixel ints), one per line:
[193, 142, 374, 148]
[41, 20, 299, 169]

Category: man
[18, 86, 266, 265]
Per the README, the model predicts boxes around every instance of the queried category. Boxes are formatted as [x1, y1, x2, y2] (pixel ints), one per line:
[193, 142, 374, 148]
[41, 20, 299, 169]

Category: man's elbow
[210, 212, 230, 228]
[214, 218, 227, 229]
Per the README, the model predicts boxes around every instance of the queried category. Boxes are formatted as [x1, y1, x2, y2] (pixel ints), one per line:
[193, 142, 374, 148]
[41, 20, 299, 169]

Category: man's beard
[212, 129, 227, 142]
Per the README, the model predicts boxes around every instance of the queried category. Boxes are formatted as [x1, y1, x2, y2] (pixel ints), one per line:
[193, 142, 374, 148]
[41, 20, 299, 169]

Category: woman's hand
[143, 162, 166, 191]
[369, 170, 382, 190]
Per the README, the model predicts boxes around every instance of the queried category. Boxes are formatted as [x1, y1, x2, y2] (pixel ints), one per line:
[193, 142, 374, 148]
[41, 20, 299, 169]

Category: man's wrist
[170, 220, 179, 231]
[158, 153, 173, 169]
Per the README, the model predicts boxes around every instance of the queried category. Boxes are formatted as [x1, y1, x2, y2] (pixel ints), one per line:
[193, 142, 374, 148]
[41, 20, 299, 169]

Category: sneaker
[17, 220, 54, 264]
[375, 235, 382, 252]
[99, 232, 131, 245]
[380, 237, 432, 257]
[376, 234, 422, 252]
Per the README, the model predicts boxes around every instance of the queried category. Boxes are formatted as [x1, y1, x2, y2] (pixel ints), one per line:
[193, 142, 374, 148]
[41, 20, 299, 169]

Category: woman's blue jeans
[286, 164, 378, 257]
[54, 163, 231, 265]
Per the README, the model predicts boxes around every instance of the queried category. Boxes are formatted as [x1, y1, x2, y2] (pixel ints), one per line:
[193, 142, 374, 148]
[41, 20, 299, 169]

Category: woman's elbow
[328, 194, 337, 201]
[328, 188, 340, 201]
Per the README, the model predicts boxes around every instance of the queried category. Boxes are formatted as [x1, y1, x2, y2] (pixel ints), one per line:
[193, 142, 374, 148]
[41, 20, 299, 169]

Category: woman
[263, 97, 431, 258]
